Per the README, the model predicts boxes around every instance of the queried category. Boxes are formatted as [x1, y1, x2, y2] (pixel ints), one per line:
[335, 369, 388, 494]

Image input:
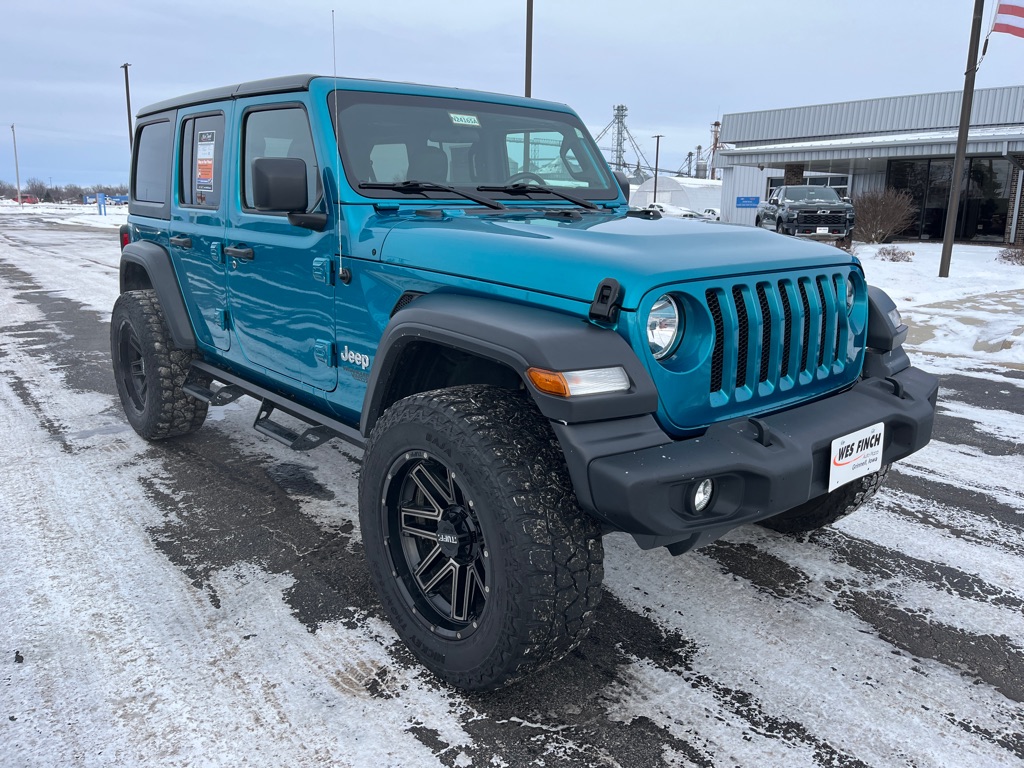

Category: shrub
[876, 245, 914, 262]
[851, 188, 918, 243]
[997, 247, 1024, 266]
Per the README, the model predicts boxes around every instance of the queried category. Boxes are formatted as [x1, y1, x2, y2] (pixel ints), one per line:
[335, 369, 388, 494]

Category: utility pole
[11, 124, 22, 205]
[121, 63, 133, 152]
[652, 134, 664, 203]
[524, 0, 533, 98]
[939, 0, 985, 278]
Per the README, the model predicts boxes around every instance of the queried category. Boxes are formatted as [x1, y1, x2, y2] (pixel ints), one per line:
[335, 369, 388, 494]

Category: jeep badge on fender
[113, 74, 938, 691]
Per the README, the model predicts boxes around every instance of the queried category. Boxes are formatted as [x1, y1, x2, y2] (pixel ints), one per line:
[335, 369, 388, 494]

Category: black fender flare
[360, 293, 658, 434]
[119, 240, 196, 350]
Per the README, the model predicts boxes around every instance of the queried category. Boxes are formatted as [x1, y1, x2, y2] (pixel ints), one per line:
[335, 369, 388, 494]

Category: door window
[179, 113, 225, 208]
[241, 106, 320, 211]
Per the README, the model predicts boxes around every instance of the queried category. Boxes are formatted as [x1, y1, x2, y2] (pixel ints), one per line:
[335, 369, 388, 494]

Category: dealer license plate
[828, 422, 885, 492]
[816, 226, 830, 234]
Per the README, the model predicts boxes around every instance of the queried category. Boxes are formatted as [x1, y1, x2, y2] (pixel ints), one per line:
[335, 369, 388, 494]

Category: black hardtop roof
[137, 74, 318, 118]
[136, 73, 569, 119]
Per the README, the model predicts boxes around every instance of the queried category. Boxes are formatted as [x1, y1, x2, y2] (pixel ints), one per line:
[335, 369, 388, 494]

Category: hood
[377, 210, 858, 310]
[785, 201, 854, 210]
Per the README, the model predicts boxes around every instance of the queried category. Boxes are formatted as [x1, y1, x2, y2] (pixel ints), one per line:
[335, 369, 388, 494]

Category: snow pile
[855, 241, 1024, 367]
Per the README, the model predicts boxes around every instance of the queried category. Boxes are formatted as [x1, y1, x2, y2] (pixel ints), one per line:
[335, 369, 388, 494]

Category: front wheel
[775, 219, 786, 235]
[758, 466, 890, 534]
[359, 385, 604, 691]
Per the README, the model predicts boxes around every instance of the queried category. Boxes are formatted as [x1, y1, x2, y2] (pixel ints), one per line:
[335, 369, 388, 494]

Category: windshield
[784, 186, 842, 204]
[329, 90, 618, 202]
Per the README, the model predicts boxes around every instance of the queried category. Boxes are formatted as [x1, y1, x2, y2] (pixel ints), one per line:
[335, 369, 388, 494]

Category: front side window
[330, 91, 617, 201]
[179, 112, 225, 208]
[133, 120, 171, 204]
[241, 106, 320, 211]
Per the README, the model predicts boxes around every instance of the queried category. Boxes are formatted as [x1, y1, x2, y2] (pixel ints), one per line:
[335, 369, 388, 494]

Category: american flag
[993, 2, 1024, 38]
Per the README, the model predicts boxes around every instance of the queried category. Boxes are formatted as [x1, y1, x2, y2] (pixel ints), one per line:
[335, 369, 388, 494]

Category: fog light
[693, 478, 714, 512]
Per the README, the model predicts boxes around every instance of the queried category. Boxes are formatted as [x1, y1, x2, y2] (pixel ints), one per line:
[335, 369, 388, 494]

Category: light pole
[11, 124, 22, 205]
[652, 134, 664, 203]
[121, 63, 133, 152]
[524, 0, 533, 98]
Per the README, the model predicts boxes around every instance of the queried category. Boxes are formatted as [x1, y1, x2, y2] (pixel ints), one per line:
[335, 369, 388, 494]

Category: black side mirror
[252, 157, 308, 212]
[613, 170, 630, 200]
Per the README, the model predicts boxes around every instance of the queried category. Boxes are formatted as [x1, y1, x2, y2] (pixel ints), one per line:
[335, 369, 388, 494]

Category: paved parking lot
[2, 212, 1023, 767]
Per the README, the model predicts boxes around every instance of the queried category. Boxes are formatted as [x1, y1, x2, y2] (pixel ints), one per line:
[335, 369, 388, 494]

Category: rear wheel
[759, 466, 890, 534]
[359, 385, 604, 691]
[111, 289, 208, 440]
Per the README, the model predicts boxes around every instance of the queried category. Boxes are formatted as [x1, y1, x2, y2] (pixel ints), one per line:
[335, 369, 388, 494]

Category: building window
[887, 157, 1012, 242]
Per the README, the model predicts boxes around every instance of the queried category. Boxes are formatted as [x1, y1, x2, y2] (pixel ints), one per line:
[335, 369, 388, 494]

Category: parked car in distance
[755, 185, 854, 241]
[13, 193, 40, 204]
[702, 207, 720, 220]
[645, 202, 706, 219]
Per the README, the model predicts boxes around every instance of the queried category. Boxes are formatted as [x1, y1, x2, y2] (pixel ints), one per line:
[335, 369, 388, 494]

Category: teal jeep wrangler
[113, 74, 938, 690]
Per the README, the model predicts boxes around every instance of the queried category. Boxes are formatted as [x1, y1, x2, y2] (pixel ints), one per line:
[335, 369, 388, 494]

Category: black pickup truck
[755, 185, 855, 241]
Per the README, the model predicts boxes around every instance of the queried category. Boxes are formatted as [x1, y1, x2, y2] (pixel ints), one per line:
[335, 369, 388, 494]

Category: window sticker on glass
[196, 130, 216, 194]
[449, 113, 480, 127]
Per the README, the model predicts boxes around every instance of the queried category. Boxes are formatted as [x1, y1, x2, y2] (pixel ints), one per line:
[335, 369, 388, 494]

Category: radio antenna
[331, 10, 351, 285]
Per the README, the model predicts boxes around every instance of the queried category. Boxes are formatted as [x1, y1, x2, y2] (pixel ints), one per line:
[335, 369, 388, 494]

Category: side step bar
[183, 360, 366, 450]
[253, 401, 337, 452]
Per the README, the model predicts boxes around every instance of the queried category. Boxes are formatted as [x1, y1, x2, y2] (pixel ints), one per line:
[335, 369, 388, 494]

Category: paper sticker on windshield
[196, 130, 216, 193]
[449, 113, 481, 127]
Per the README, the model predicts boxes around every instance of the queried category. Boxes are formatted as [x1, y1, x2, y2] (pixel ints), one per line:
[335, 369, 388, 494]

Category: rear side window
[179, 113, 225, 208]
[241, 106, 320, 212]
[133, 120, 171, 204]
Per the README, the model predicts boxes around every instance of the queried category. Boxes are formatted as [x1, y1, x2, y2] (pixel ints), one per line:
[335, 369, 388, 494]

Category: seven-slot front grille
[704, 273, 850, 399]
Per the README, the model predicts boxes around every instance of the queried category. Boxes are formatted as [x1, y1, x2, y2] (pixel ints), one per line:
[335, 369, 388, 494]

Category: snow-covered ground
[2, 204, 1023, 766]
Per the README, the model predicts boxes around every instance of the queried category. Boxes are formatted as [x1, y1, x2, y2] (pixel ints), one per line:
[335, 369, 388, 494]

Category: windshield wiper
[359, 180, 506, 210]
[476, 182, 600, 210]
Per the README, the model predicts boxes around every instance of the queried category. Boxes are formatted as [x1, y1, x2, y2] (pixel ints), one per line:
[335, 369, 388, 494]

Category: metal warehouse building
[716, 85, 1024, 246]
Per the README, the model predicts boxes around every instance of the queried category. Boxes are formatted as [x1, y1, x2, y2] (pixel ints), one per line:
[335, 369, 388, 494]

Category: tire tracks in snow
[4, 222, 1024, 766]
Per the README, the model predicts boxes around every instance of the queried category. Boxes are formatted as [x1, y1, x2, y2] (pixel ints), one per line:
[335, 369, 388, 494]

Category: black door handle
[169, 236, 192, 248]
[225, 245, 254, 261]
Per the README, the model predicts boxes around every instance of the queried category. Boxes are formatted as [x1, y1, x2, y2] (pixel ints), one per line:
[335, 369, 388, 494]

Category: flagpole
[939, 0, 986, 278]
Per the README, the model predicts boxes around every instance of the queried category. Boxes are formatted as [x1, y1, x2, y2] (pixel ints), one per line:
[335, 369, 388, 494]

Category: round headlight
[846, 278, 856, 313]
[647, 295, 681, 360]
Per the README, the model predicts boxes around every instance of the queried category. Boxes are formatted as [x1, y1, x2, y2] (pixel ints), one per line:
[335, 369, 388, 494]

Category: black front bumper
[553, 365, 938, 553]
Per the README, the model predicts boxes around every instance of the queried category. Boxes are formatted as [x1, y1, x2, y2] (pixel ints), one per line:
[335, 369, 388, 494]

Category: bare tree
[0, 179, 16, 199]
[25, 177, 48, 199]
[62, 184, 85, 203]
[851, 188, 918, 243]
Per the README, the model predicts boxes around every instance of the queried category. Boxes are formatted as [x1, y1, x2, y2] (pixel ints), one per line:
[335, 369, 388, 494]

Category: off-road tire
[754, 217, 761, 228]
[759, 465, 890, 534]
[359, 384, 604, 691]
[775, 219, 785, 235]
[111, 289, 208, 440]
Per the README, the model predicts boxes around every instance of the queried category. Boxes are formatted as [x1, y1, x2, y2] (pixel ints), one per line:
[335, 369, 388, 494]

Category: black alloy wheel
[116, 320, 148, 412]
[383, 450, 490, 638]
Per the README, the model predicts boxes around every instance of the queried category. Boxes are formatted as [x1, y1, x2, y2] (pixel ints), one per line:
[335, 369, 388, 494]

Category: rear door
[224, 97, 338, 391]
[169, 106, 231, 350]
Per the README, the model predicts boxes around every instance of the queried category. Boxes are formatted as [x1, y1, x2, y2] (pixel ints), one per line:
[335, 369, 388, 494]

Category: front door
[225, 99, 338, 392]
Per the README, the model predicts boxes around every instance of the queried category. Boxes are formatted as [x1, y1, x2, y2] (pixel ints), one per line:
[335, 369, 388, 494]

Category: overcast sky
[2, 0, 1023, 187]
